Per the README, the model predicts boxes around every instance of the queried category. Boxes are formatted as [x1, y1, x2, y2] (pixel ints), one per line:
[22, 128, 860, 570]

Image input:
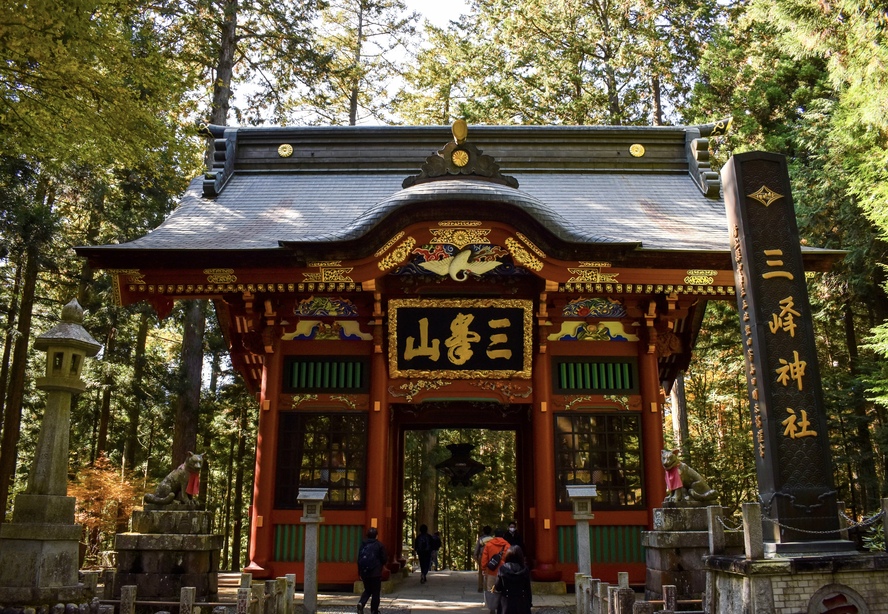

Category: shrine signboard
[722, 152, 842, 546]
[388, 298, 533, 379]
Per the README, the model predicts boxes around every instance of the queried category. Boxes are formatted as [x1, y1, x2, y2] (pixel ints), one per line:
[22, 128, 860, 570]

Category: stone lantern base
[0, 494, 93, 606]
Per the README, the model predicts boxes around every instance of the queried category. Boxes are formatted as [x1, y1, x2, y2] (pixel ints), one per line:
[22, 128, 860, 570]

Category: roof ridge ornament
[402, 120, 519, 189]
[685, 117, 733, 197]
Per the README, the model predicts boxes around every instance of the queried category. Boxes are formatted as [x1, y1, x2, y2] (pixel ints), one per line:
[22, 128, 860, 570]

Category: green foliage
[290, 0, 419, 125]
[679, 302, 757, 517]
[403, 429, 516, 570]
[862, 522, 885, 553]
[0, 0, 200, 173]
[398, 0, 722, 126]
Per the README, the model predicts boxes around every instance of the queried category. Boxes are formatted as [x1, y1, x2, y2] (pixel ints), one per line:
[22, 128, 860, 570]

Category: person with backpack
[356, 527, 387, 614]
[413, 524, 434, 584]
[493, 545, 533, 614]
[480, 527, 510, 613]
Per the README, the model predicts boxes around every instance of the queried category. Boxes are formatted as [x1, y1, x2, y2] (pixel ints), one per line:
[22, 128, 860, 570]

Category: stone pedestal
[642, 507, 742, 602]
[0, 494, 91, 604]
[705, 552, 888, 613]
[111, 509, 223, 601]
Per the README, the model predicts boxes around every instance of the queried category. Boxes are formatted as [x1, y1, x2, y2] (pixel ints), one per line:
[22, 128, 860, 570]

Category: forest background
[1, 0, 887, 571]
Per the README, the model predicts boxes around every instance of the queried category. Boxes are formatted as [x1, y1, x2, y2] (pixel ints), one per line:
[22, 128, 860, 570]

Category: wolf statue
[661, 448, 718, 507]
[144, 451, 204, 508]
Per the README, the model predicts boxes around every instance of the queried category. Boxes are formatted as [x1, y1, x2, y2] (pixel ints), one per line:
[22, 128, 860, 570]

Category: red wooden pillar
[638, 349, 666, 522]
[532, 336, 556, 568]
[246, 351, 282, 576]
[368, 346, 391, 556]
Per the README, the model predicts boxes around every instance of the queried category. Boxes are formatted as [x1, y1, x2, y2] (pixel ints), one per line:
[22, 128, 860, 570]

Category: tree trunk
[670, 372, 690, 455]
[205, 0, 238, 168]
[417, 430, 437, 532]
[348, 3, 364, 126]
[96, 325, 117, 460]
[0, 239, 41, 521]
[0, 260, 22, 436]
[171, 300, 205, 469]
[222, 426, 236, 569]
[123, 311, 150, 471]
[651, 74, 663, 126]
[230, 400, 249, 569]
[844, 301, 880, 511]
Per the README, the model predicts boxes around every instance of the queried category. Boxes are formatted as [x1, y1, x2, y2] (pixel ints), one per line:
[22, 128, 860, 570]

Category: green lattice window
[553, 358, 638, 393]
[284, 357, 369, 393]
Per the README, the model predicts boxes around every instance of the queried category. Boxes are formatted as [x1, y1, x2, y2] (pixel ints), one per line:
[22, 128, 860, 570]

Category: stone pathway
[254, 570, 575, 614]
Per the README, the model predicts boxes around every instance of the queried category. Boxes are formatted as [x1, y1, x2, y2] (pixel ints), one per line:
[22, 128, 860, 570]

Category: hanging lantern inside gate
[435, 443, 486, 486]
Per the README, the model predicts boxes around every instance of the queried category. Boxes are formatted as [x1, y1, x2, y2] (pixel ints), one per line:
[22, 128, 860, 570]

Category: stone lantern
[566, 484, 598, 578]
[297, 488, 328, 614]
[0, 299, 101, 604]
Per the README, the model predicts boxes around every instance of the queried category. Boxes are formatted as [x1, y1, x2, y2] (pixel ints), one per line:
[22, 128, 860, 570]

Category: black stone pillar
[722, 152, 847, 551]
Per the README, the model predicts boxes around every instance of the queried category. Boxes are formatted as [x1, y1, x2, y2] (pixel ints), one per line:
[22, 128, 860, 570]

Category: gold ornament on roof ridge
[629, 144, 645, 157]
[452, 119, 468, 144]
[451, 150, 470, 167]
[278, 144, 293, 157]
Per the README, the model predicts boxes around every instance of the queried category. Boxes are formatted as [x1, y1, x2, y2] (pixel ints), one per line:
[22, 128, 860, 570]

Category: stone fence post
[608, 585, 618, 614]
[120, 585, 137, 614]
[882, 498, 888, 553]
[742, 502, 764, 560]
[595, 581, 609, 614]
[285, 574, 296, 614]
[240, 572, 253, 588]
[616, 587, 634, 613]
[180, 586, 196, 614]
[707, 506, 725, 554]
[237, 587, 251, 614]
[662, 584, 677, 611]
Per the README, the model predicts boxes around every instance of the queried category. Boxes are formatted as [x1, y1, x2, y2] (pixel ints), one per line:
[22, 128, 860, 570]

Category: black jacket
[494, 562, 533, 614]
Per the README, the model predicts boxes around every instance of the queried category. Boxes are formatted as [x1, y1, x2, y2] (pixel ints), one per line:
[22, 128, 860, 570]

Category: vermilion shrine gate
[77, 121, 842, 587]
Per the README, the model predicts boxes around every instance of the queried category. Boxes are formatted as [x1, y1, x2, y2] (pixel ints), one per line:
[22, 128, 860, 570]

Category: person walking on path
[494, 545, 533, 614]
[356, 527, 387, 614]
[474, 525, 494, 592]
[504, 521, 525, 551]
[413, 524, 434, 584]
[480, 527, 510, 613]
[431, 530, 442, 571]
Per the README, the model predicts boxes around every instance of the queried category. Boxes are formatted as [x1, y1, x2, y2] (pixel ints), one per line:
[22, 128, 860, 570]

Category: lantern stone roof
[76, 123, 843, 270]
